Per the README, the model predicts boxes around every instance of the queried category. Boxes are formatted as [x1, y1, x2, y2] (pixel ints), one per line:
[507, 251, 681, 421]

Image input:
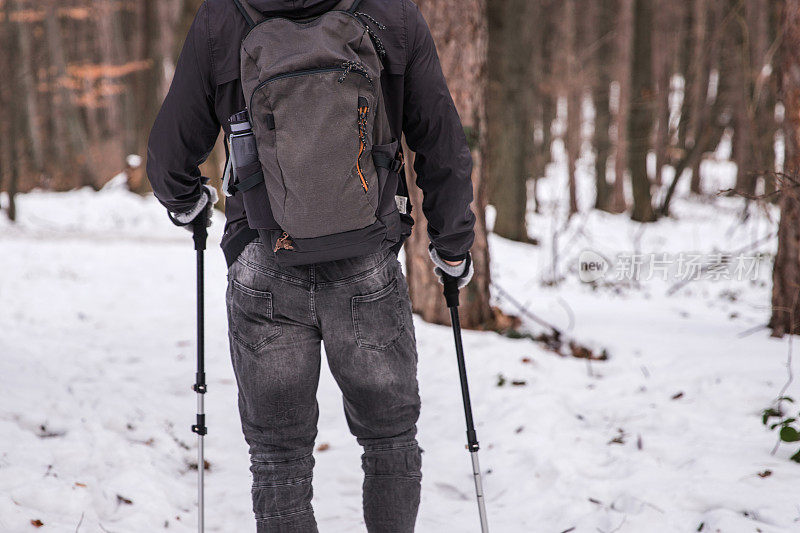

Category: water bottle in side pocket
[222, 110, 261, 197]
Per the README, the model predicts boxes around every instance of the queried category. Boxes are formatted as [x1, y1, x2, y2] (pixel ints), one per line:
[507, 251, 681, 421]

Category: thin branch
[492, 281, 561, 334]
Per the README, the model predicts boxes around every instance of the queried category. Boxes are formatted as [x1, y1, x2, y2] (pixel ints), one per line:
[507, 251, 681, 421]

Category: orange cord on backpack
[357, 104, 369, 192]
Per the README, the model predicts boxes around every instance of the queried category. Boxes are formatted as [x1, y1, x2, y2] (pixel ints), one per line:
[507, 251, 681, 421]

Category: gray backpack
[225, 0, 407, 266]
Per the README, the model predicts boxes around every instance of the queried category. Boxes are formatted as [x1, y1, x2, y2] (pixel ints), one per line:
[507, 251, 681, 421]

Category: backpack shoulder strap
[347, 0, 362, 13]
[232, 0, 260, 29]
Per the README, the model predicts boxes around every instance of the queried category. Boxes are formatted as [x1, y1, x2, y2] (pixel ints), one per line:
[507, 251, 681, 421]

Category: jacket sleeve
[146, 2, 220, 214]
[402, 1, 476, 261]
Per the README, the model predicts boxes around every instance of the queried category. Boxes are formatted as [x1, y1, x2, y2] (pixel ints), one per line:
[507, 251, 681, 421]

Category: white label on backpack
[395, 195, 408, 215]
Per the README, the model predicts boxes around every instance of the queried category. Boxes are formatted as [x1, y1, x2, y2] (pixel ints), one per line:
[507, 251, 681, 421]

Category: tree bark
[731, 0, 756, 198]
[591, 0, 614, 210]
[564, 0, 580, 216]
[732, 0, 776, 198]
[1, 0, 18, 221]
[44, 1, 92, 187]
[770, 0, 800, 337]
[136, 0, 166, 169]
[651, 0, 683, 187]
[405, 0, 493, 329]
[532, 3, 558, 214]
[628, 0, 656, 222]
[12, 0, 43, 174]
[611, 0, 633, 213]
[687, 0, 710, 194]
[749, 0, 778, 198]
[487, 0, 532, 241]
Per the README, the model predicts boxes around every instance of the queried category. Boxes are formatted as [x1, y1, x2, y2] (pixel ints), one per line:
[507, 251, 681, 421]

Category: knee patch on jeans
[362, 442, 421, 478]
[251, 452, 315, 519]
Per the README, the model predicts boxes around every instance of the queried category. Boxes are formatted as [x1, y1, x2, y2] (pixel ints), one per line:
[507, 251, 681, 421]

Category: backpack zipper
[249, 66, 369, 112]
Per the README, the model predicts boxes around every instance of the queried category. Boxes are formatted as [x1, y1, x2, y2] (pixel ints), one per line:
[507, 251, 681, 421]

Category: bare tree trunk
[659, 2, 729, 218]
[532, 5, 558, 214]
[535, 94, 556, 213]
[628, 0, 656, 222]
[526, 2, 548, 216]
[405, 0, 492, 329]
[591, 0, 614, 210]
[749, 0, 778, 197]
[97, 0, 122, 133]
[114, 2, 141, 157]
[1, 0, 15, 221]
[592, 83, 613, 209]
[44, 2, 92, 187]
[136, 0, 165, 169]
[652, 84, 669, 187]
[771, 0, 800, 337]
[44, 10, 88, 152]
[651, 0, 681, 187]
[731, 0, 756, 198]
[6, 140, 19, 222]
[2, 0, 23, 221]
[687, 0, 710, 194]
[611, 0, 633, 213]
[732, 0, 769, 198]
[12, 0, 43, 173]
[487, 0, 532, 241]
[95, 0, 129, 172]
[564, 0, 580, 216]
[732, 100, 755, 195]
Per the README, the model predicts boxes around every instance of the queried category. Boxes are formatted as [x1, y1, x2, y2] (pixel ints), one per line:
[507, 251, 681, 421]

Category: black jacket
[147, 0, 475, 266]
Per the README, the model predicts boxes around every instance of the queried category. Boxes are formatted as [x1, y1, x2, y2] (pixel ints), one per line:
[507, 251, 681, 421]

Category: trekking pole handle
[192, 218, 208, 251]
[442, 275, 460, 308]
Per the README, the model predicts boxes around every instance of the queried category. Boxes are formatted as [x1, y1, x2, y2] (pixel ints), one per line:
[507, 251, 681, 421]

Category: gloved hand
[429, 244, 474, 289]
[169, 184, 218, 230]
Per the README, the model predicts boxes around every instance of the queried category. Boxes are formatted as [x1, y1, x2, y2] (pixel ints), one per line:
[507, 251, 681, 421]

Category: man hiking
[147, 0, 475, 531]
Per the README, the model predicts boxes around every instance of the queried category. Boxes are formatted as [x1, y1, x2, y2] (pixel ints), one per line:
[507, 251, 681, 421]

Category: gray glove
[169, 184, 218, 230]
[429, 245, 474, 289]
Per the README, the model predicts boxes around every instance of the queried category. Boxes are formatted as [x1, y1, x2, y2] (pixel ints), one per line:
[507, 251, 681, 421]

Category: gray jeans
[226, 241, 422, 532]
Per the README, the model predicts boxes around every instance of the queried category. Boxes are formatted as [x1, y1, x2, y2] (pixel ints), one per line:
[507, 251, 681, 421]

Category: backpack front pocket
[251, 66, 380, 240]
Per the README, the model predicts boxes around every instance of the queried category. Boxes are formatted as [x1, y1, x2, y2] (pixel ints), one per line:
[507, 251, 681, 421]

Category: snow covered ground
[1, 162, 798, 532]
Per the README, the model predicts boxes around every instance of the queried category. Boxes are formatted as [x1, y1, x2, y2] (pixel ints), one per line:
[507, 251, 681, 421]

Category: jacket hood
[246, 0, 344, 17]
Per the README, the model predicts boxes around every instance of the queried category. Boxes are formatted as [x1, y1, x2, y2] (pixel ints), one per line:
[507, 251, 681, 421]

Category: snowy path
[1, 188, 798, 532]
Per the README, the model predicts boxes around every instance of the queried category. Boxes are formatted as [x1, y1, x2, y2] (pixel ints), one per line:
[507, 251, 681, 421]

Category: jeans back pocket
[351, 279, 404, 351]
[229, 279, 282, 353]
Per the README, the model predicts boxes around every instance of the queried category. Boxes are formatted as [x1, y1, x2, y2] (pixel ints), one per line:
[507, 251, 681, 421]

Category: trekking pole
[442, 276, 489, 533]
[191, 220, 208, 533]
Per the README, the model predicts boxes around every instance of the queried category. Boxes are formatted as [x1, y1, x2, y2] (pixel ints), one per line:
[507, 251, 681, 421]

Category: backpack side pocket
[238, 161, 280, 230]
[370, 140, 403, 242]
